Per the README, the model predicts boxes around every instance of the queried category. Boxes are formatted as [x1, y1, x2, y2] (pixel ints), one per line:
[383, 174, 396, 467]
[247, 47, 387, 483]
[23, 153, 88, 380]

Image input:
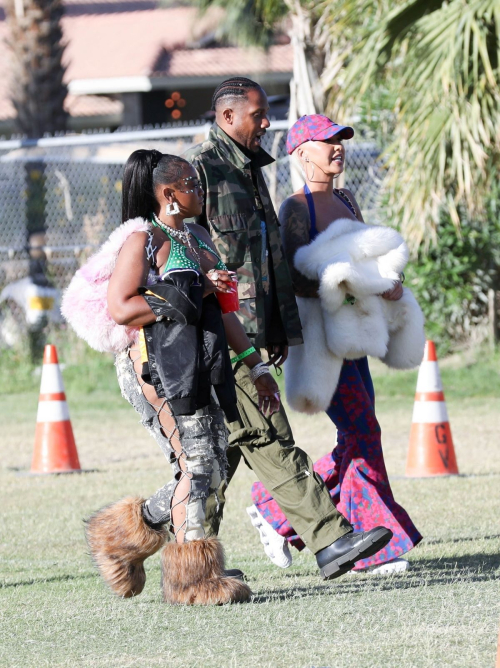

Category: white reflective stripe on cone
[416, 361, 443, 393]
[412, 401, 449, 424]
[36, 401, 70, 423]
[40, 364, 65, 393]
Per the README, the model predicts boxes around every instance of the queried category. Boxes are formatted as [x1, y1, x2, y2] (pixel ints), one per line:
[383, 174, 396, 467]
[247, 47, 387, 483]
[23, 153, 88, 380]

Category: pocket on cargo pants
[227, 360, 294, 449]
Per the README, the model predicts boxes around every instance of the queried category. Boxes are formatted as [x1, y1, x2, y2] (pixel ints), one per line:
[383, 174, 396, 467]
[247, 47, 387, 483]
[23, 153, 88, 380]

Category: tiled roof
[0, 4, 292, 122]
[0, 92, 122, 123]
[62, 7, 197, 80]
[0, 21, 122, 121]
[0, 0, 160, 20]
[62, 0, 156, 5]
[65, 94, 123, 117]
[152, 44, 293, 78]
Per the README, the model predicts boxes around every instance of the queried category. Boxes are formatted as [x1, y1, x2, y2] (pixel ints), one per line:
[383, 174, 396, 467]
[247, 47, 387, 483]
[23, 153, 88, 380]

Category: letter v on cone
[406, 340, 459, 477]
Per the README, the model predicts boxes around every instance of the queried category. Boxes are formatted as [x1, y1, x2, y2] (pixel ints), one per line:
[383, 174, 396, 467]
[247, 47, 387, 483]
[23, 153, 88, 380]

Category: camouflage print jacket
[184, 124, 303, 349]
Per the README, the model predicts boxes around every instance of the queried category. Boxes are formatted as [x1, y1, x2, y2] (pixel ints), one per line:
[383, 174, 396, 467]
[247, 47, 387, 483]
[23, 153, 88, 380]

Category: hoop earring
[304, 159, 315, 182]
[166, 201, 180, 216]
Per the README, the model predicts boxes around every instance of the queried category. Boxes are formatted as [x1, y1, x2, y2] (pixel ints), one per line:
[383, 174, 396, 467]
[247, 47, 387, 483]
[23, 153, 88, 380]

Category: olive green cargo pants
[205, 361, 352, 554]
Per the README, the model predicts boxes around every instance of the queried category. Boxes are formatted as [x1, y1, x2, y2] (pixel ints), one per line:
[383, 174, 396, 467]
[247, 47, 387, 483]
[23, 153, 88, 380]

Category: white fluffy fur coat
[285, 218, 425, 414]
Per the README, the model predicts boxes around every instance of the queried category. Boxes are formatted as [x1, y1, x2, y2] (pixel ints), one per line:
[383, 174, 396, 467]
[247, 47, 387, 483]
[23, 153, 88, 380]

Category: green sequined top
[152, 220, 227, 274]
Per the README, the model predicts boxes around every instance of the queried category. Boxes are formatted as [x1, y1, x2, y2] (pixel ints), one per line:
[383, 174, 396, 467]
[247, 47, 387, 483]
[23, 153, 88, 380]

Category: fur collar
[61, 217, 153, 354]
[78, 217, 152, 283]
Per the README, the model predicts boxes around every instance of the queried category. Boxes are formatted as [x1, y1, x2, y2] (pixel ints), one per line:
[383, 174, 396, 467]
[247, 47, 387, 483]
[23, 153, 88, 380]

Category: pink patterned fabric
[286, 115, 354, 154]
[251, 357, 422, 569]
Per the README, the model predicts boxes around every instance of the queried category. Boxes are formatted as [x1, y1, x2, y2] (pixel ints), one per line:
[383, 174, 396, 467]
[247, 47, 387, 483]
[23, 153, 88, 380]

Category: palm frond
[325, 0, 500, 249]
[194, 0, 288, 49]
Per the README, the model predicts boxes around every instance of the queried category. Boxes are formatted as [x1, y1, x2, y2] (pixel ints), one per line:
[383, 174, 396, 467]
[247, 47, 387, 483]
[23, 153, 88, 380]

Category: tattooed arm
[280, 197, 320, 299]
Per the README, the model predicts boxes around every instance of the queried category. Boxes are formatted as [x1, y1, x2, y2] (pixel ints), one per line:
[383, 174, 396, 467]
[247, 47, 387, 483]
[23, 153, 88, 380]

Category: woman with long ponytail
[81, 148, 278, 605]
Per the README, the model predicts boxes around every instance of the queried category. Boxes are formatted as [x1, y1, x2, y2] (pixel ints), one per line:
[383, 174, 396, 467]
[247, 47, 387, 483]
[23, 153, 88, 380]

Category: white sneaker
[353, 557, 410, 575]
[246, 505, 292, 569]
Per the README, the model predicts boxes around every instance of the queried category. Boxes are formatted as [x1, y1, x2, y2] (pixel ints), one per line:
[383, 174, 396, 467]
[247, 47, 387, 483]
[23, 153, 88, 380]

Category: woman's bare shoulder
[188, 221, 210, 238]
[187, 222, 215, 249]
[118, 229, 170, 268]
[336, 187, 360, 209]
[336, 187, 363, 221]
[279, 194, 310, 227]
[119, 230, 151, 255]
[337, 186, 356, 200]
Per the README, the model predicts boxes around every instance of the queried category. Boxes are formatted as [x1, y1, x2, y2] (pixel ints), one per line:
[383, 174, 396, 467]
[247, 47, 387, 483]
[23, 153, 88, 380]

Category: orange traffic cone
[405, 340, 459, 477]
[31, 344, 81, 474]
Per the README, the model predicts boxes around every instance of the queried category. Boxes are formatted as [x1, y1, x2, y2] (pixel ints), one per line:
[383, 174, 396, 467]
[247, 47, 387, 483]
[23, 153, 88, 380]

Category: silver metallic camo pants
[115, 349, 228, 542]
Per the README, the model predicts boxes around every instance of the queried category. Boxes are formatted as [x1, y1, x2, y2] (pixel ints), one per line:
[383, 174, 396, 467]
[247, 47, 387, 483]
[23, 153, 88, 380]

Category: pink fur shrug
[61, 217, 152, 353]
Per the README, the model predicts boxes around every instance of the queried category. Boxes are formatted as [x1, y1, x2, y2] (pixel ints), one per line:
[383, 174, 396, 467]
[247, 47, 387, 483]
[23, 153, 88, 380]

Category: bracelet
[250, 362, 270, 383]
[399, 271, 405, 284]
[230, 346, 256, 365]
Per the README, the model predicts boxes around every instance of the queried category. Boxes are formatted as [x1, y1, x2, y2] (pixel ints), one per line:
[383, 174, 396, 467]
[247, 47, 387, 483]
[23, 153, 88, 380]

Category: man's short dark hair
[211, 77, 263, 111]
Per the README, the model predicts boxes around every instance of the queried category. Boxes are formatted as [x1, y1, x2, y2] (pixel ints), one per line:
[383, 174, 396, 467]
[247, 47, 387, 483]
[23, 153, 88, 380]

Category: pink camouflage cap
[286, 114, 354, 155]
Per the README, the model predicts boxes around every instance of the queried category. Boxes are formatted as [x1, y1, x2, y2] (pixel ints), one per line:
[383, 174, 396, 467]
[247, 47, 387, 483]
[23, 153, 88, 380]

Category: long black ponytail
[121, 149, 190, 223]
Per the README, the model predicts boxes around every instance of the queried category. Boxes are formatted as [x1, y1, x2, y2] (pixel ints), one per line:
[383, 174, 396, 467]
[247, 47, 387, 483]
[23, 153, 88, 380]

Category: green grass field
[1, 347, 499, 668]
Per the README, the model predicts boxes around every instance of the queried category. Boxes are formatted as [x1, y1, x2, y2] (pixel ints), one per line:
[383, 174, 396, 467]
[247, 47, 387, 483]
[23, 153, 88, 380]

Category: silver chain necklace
[152, 213, 201, 266]
[335, 189, 357, 219]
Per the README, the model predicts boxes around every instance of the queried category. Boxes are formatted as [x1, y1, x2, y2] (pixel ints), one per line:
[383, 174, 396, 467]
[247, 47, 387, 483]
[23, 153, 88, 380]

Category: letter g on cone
[406, 340, 459, 477]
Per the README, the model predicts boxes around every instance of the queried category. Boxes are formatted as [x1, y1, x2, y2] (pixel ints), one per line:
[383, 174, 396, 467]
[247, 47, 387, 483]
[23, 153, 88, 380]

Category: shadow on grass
[251, 552, 500, 603]
[391, 472, 500, 481]
[424, 533, 500, 546]
[3, 553, 499, 604]
[250, 584, 332, 603]
[1, 572, 96, 589]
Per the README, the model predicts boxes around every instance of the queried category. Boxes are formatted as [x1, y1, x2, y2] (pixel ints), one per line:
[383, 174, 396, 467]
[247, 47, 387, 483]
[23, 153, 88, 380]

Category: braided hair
[121, 149, 189, 223]
[211, 77, 263, 111]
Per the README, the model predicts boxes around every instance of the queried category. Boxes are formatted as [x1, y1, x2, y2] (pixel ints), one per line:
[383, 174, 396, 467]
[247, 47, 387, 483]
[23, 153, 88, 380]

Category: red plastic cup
[216, 279, 239, 313]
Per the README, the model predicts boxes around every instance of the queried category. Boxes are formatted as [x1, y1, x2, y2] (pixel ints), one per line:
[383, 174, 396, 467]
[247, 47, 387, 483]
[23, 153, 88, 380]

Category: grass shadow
[250, 584, 334, 603]
[391, 472, 500, 481]
[330, 552, 500, 595]
[424, 533, 500, 546]
[1, 572, 96, 589]
[251, 552, 500, 602]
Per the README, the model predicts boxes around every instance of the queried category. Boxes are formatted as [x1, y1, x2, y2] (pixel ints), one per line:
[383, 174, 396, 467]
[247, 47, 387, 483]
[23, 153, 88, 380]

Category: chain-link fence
[0, 121, 383, 346]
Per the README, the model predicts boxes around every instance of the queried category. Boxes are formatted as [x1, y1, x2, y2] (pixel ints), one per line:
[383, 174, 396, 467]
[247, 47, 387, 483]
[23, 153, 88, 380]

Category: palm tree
[197, 0, 500, 250]
[194, 0, 396, 118]
[327, 0, 500, 248]
[5, 0, 68, 137]
[4, 0, 68, 359]
[194, 0, 324, 117]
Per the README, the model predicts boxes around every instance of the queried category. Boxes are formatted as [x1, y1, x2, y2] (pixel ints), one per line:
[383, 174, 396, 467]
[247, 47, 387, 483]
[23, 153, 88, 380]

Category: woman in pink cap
[247, 115, 422, 574]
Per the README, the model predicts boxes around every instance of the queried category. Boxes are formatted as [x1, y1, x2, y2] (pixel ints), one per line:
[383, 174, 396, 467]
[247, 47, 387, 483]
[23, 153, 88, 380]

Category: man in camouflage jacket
[184, 79, 391, 577]
[185, 129, 302, 351]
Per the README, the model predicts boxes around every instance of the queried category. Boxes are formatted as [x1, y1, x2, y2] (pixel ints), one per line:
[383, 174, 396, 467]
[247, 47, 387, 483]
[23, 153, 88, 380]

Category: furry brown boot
[85, 496, 167, 598]
[161, 537, 252, 605]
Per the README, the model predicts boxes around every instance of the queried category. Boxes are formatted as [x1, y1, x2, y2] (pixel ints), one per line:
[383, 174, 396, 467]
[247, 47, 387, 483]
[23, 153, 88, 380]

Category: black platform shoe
[316, 526, 393, 580]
